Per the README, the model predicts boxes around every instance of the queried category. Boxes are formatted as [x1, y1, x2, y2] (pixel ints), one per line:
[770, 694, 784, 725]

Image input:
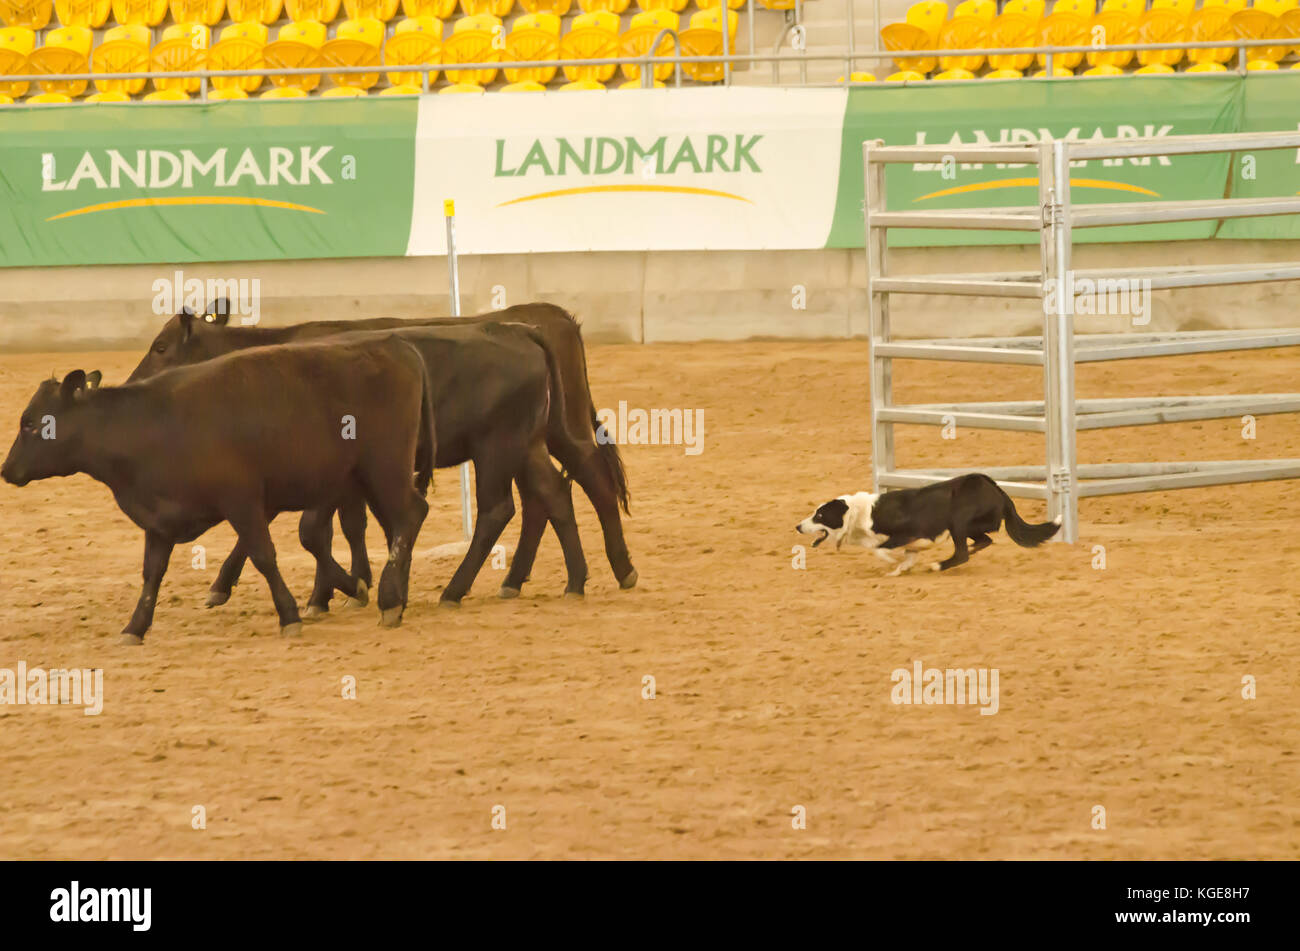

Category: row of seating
[843, 57, 1299, 80]
[0, 0, 787, 29]
[882, 0, 1300, 75]
[0, 8, 739, 101]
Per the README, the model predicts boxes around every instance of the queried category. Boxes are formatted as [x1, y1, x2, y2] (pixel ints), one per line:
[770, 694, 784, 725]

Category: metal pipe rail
[862, 131, 1300, 544]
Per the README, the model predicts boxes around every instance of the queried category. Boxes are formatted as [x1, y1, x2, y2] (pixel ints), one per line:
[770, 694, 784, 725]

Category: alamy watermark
[596, 400, 704, 456]
[1044, 270, 1151, 325]
[151, 270, 261, 324]
[891, 660, 999, 716]
[0, 662, 103, 716]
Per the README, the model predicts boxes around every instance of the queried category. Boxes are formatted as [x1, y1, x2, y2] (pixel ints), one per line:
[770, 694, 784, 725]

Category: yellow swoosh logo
[916, 177, 1160, 201]
[498, 184, 752, 207]
[47, 196, 326, 221]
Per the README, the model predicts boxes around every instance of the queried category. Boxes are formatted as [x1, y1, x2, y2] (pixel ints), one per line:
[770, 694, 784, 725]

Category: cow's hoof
[564, 591, 585, 601]
[498, 586, 521, 600]
[206, 590, 230, 608]
[302, 605, 328, 621]
[438, 598, 461, 610]
[120, 633, 145, 646]
[344, 580, 369, 608]
[379, 607, 404, 628]
[618, 568, 638, 590]
[280, 622, 303, 638]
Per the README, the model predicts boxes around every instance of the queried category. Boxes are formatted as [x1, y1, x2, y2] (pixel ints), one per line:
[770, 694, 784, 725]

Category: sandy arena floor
[0, 339, 1297, 859]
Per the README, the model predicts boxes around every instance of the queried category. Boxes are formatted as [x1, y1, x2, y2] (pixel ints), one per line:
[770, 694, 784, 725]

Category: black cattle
[1, 334, 435, 643]
[129, 301, 636, 594]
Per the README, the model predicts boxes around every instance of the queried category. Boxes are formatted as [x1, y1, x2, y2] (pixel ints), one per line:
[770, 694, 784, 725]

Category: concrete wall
[2, 240, 1299, 351]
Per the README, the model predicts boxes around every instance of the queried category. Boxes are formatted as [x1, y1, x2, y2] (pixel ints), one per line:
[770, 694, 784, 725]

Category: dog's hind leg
[939, 527, 970, 571]
[970, 532, 993, 555]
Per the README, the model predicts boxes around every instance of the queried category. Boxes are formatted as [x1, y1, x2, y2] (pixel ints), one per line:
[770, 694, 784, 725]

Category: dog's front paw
[928, 562, 940, 572]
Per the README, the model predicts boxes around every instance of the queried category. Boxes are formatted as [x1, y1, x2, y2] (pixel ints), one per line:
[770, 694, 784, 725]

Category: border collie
[795, 473, 1061, 575]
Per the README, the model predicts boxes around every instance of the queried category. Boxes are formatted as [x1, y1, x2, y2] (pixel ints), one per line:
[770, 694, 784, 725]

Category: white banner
[406, 86, 847, 255]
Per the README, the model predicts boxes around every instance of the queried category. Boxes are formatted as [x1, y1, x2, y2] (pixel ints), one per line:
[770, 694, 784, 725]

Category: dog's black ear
[814, 498, 849, 529]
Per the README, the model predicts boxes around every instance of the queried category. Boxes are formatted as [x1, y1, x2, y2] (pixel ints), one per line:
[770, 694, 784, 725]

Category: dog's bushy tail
[1000, 487, 1061, 547]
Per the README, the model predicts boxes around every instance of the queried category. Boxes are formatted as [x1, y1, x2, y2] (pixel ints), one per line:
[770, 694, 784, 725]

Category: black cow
[1, 334, 435, 643]
[129, 301, 636, 594]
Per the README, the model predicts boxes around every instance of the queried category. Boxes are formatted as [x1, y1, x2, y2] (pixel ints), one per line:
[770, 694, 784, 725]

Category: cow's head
[1, 370, 102, 487]
[127, 298, 235, 383]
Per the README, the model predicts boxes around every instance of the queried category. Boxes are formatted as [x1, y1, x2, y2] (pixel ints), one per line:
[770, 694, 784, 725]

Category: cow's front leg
[229, 513, 302, 637]
[122, 530, 175, 645]
[206, 542, 247, 607]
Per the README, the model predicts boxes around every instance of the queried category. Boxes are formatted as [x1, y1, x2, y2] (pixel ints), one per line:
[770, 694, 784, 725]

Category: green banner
[828, 76, 1251, 248]
[1220, 77, 1300, 240]
[0, 98, 417, 267]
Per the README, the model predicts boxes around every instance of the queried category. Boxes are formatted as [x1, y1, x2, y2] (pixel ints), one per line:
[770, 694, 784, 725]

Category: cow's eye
[154, 343, 166, 354]
[19, 417, 34, 433]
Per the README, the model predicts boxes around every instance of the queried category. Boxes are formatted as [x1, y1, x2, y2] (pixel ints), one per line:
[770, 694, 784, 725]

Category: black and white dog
[795, 473, 1061, 575]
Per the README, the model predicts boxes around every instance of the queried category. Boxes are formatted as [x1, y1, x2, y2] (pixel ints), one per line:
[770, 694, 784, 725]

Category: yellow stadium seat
[1201, 0, 1245, 10]
[1134, 61, 1175, 73]
[906, 0, 949, 36]
[1001, 0, 1044, 17]
[1032, 64, 1073, 75]
[378, 81, 421, 92]
[260, 84, 307, 95]
[441, 14, 501, 84]
[401, 0, 453, 15]
[322, 81, 365, 93]
[617, 76, 664, 86]
[86, 88, 131, 100]
[885, 69, 926, 81]
[0, 26, 34, 98]
[1099, 0, 1140, 13]
[321, 16, 383, 89]
[55, 0, 110, 26]
[0, 0, 52, 28]
[111, 0, 166, 23]
[1292, 59, 1300, 68]
[1088, 10, 1137, 67]
[0, 92, 12, 102]
[677, 7, 737, 82]
[29, 90, 73, 102]
[1229, 9, 1290, 63]
[505, 14, 559, 83]
[632, 0, 681, 10]
[1081, 62, 1122, 74]
[226, 0, 283, 21]
[938, 14, 989, 70]
[460, 0, 512, 14]
[27, 25, 91, 97]
[1284, 9, 1300, 53]
[209, 21, 267, 93]
[620, 9, 677, 81]
[1186, 60, 1228, 71]
[1137, 9, 1186, 66]
[143, 87, 188, 99]
[284, 0, 341, 19]
[91, 23, 150, 95]
[838, 70, 876, 82]
[502, 78, 545, 89]
[880, 23, 937, 74]
[1151, 0, 1193, 12]
[953, 0, 995, 21]
[170, 0, 224, 25]
[558, 77, 602, 89]
[577, 0, 628, 11]
[345, 0, 399, 17]
[207, 84, 248, 97]
[988, 13, 1037, 70]
[561, 10, 619, 82]
[384, 16, 440, 87]
[984, 67, 1024, 77]
[439, 80, 483, 91]
[1256, 0, 1298, 14]
[264, 19, 325, 91]
[1247, 57, 1279, 69]
[1036, 10, 1090, 69]
[151, 23, 207, 94]
[1186, 7, 1236, 64]
[933, 66, 976, 79]
[517, 0, 569, 12]
[696, 0, 744, 9]
[1050, 0, 1093, 14]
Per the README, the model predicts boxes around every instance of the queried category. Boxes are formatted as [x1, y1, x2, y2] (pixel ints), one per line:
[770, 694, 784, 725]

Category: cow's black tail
[566, 313, 630, 515]
[413, 349, 436, 498]
[997, 482, 1061, 547]
[517, 326, 570, 474]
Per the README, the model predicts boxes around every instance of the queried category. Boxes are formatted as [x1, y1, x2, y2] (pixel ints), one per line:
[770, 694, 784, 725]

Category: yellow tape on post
[443, 199, 455, 217]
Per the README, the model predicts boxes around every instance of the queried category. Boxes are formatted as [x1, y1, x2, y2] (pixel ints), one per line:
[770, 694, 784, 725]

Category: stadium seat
[1001, 0, 1045, 18]
[561, 10, 619, 82]
[937, 11, 989, 71]
[1246, 57, 1279, 69]
[1284, 10, 1300, 55]
[1185, 60, 1228, 71]
[697, 0, 745, 9]
[988, 12, 1037, 70]
[1036, 6, 1090, 69]
[0, 0, 52, 29]
[837, 70, 876, 82]
[677, 6, 737, 82]
[378, 81, 421, 92]
[27, 25, 91, 97]
[1081, 61, 1123, 75]
[954, 0, 996, 20]
[345, 0, 399, 17]
[321, 16, 383, 89]
[1031, 64, 1073, 75]
[401, 0, 454, 15]
[285, 0, 341, 20]
[439, 79, 483, 91]
[226, 0, 283, 21]
[1229, 8, 1291, 63]
[933, 66, 976, 79]
[86, 88, 131, 100]
[1150, 0, 1194, 12]
[263, 19, 326, 91]
[0, 26, 34, 99]
[885, 69, 926, 81]
[904, 0, 949, 36]
[170, 0, 225, 25]
[441, 13, 501, 84]
[1201, 0, 1245, 10]
[111, 0, 167, 24]
[260, 84, 307, 95]
[1050, 0, 1094, 14]
[55, 0, 110, 26]
[1088, 10, 1138, 67]
[620, 9, 678, 82]
[1134, 61, 1175, 73]
[617, 76, 664, 86]
[143, 87, 189, 99]
[1186, 7, 1236, 65]
[1099, 0, 1140, 13]
[558, 77, 603, 89]
[517, 0, 570, 12]
[501, 78, 546, 89]
[384, 16, 440, 88]
[29, 90, 73, 102]
[207, 84, 248, 97]
[91, 23, 150, 95]
[505, 13, 559, 84]
[1136, 9, 1187, 67]
[880, 1, 947, 74]
[460, 0, 512, 15]
[209, 21, 267, 93]
[0, 91, 12, 102]
[151, 23, 207, 94]
[983, 67, 1024, 77]
[322, 81, 366, 93]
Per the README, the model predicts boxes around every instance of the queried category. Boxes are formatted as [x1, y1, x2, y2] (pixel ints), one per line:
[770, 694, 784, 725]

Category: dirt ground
[0, 339, 1297, 859]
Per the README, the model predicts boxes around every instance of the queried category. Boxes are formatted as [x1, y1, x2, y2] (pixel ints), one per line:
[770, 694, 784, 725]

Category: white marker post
[445, 199, 473, 542]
